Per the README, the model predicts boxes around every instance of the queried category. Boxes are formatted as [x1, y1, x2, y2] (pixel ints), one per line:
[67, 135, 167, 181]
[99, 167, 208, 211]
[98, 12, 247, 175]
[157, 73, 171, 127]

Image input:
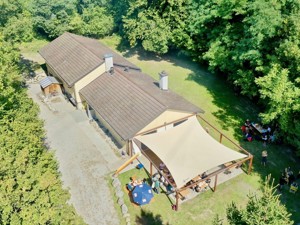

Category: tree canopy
[122, 0, 192, 54]
[226, 176, 293, 225]
[185, 0, 300, 152]
[0, 38, 85, 224]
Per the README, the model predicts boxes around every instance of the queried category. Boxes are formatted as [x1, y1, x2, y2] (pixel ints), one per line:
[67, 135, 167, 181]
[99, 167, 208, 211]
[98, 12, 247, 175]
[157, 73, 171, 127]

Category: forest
[0, 0, 299, 223]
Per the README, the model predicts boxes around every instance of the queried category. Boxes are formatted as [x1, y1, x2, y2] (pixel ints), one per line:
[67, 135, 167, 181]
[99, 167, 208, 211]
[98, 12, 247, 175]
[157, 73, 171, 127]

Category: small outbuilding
[40, 76, 61, 96]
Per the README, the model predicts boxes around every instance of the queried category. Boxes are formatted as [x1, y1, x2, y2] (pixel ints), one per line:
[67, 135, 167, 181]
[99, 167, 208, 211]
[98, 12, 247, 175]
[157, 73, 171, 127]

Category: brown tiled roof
[80, 70, 166, 140]
[121, 69, 203, 114]
[39, 32, 139, 86]
[80, 67, 203, 140]
[41, 33, 203, 140]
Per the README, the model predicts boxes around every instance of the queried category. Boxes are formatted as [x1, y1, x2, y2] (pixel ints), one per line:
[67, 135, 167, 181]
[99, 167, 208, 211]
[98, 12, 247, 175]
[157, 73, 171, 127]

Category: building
[39, 32, 203, 148]
[40, 33, 253, 210]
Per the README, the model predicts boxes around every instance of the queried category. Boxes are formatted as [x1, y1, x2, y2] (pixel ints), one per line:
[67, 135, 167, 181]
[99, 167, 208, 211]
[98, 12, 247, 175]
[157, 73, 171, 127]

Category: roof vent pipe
[104, 53, 113, 72]
[159, 71, 168, 91]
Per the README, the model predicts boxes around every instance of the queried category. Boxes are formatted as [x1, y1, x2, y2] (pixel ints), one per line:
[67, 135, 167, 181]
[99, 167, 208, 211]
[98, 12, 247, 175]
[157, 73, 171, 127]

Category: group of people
[278, 167, 300, 193]
[126, 162, 175, 196]
[186, 172, 211, 193]
[241, 119, 276, 145]
[151, 172, 174, 194]
[126, 177, 146, 191]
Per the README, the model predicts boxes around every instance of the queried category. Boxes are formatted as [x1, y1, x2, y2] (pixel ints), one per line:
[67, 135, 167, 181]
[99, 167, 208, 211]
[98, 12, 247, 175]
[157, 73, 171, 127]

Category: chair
[127, 183, 134, 191]
[241, 125, 246, 133]
[136, 163, 144, 169]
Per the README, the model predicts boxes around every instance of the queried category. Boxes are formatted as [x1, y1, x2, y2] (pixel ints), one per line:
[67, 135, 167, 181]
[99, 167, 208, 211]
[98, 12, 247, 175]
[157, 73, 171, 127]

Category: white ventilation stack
[159, 71, 168, 91]
[104, 54, 113, 72]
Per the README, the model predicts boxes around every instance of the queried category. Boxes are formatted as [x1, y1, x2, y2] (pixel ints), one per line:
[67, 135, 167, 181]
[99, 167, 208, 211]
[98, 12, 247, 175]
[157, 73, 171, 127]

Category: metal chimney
[104, 54, 113, 72]
[159, 71, 168, 91]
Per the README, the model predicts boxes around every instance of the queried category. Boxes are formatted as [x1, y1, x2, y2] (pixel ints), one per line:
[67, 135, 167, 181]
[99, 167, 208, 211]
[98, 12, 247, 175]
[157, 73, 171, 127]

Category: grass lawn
[19, 39, 48, 64]
[21, 36, 300, 224]
[101, 35, 300, 224]
[112, 167, 260, 225]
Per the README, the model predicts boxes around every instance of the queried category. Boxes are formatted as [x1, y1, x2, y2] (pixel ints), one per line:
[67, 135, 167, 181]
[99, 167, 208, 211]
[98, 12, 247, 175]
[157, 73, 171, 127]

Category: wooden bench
[224, 162, 233, 167]
[224, 162, 234, 174]
[179, 188, 190, 200]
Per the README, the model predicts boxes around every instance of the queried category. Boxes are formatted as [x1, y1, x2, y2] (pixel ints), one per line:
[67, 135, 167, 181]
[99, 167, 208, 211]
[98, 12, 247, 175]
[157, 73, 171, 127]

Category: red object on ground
[241, 125, 246, 133]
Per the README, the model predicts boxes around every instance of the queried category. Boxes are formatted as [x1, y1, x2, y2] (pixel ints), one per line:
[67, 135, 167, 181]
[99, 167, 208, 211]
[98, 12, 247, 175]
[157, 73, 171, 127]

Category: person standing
[245, 119, 251, 128]
[261, 150, 268, 166]
[279, 173, 286, 191]
[151, 175, 160, 194]
[262, 133, 268, 146]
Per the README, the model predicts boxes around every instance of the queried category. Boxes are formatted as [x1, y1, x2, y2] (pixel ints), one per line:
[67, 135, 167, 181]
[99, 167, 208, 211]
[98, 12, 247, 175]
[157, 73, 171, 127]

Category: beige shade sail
[134, 116, 247, 188]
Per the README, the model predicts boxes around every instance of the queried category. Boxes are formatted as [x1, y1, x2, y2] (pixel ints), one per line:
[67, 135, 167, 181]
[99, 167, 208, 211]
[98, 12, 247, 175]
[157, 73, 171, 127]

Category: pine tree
[226, 176, 293, 225]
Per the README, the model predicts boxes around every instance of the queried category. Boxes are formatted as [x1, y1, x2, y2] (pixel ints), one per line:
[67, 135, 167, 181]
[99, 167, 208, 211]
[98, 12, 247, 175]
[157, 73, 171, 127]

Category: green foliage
[122, 0, 191, 54]
[0, 0, 23, 26]
[212, 214, 224, 225]
[255, 64, 300, 152]
[0, 39, 85, 224]
[79, 6, 114, 38]
[226, 176, 293, 225]
[0, 39, 22, 115]
[187, 0, 300, 153]
[76, 0, 110, 13]
[30, 0, 77, 38]
[123, 9, 171, 53]
[2, 13, 35, 43]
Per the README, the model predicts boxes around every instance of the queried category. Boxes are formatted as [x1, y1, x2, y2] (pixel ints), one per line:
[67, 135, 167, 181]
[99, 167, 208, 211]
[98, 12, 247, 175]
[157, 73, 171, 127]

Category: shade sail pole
[213, 174, 218, 192]
[150, 162, 153, 177]
[248, 155, 253, 174]
[114, 153, 140, 176]
[219, 133, 223, 143]
[129, 140, 133, 156]
[175, 191, 179, 211]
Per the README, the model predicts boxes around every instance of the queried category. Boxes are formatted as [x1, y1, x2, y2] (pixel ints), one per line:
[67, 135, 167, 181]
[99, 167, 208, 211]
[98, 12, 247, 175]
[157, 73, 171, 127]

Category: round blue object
[132, 183, 154, 205]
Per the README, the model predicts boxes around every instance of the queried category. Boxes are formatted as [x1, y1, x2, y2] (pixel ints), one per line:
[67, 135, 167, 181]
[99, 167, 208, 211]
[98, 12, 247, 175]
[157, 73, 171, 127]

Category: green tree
[0, 0, 23, 26]
[122, 0, 191, 54]
[255, 64, 300, 153]
[30, 0, 77, 38]
[76, 0, 110, 13]
[226, 176, 293, 225]
[2, 13, 34, 42]
[0, 38, 85, 224]
[80, 6, 114, 38]
[187, 0, 300, 152]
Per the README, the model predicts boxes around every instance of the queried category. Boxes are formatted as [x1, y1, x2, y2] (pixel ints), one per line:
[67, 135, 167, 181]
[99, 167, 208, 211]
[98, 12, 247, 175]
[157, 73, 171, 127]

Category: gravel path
[28, 83, 125, 225]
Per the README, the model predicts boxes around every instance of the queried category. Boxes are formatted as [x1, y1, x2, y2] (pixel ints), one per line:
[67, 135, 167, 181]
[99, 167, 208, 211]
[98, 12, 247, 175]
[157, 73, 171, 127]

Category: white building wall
[74, 64, 106, 109]
[137, 110, 194, 134]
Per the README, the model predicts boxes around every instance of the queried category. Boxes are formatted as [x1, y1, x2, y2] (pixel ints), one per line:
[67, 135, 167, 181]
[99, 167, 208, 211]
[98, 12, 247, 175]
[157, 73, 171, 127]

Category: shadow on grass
[187, 71, 259, 136]
[135, 209, 170, 225]
[19, 56, 42, 78]
[115, 38, 164, 62]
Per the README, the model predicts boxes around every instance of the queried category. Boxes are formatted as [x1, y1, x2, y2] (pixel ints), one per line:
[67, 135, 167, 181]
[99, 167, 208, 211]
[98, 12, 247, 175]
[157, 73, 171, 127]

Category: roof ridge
[67, 33, 140, 70]
[67, 32, 104, 61]
[114, 67, 168, 110]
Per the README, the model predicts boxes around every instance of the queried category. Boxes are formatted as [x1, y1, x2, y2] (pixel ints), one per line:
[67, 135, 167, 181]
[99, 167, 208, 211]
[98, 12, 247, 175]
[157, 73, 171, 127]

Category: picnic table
[251, 123, 267, 134]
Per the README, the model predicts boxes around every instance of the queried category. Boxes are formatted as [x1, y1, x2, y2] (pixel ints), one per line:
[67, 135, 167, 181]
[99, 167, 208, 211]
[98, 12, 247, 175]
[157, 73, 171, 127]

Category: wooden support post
[219, 133, 223, 143]
[129, 140, 133, 156]
[248, 155, 253, 174]
[114, 153, 139, 176]
[150, 162, 153, 177]
[175, 191, 179, 211]
[213, 174, 218, 192]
